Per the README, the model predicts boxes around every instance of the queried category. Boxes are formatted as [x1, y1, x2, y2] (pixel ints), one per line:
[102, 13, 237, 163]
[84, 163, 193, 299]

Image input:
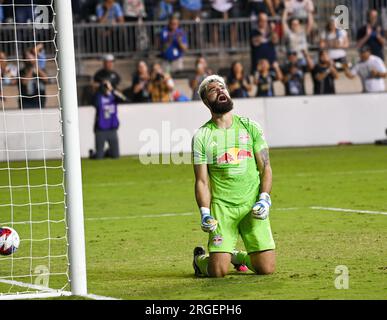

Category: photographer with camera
[280, 50, 306, 96]
[148, 63, 175, 102]
[90, 79, 127, 160]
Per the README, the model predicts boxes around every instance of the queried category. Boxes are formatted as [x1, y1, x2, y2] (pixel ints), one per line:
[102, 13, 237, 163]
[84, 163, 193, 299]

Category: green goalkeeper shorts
[208, 201, 275, 254]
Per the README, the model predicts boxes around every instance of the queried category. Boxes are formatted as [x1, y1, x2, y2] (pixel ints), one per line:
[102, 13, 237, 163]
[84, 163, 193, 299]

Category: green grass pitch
[1, 145, 386, 299]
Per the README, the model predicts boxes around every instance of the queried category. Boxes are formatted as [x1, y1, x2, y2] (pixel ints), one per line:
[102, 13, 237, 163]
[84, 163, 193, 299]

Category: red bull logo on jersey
[217, 147, 253, 164]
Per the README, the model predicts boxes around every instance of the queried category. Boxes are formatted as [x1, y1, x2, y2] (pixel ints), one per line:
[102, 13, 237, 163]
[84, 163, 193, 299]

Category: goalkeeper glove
[252, 192, 271, 220]
[200, 207, 218, 233]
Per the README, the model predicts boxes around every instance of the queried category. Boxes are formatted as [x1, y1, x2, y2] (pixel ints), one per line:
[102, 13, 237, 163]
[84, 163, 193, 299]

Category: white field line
[294, 169, 387, 177]
[85, 208, 300, 222]
[0, 279, 119, 300]
[273, 207, 300, 211]
[311, 206, 387, 216]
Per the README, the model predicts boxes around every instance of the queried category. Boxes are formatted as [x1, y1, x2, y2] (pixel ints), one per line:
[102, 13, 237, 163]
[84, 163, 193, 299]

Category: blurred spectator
[156, 0, 176, 20]
[320, 17, 349, 69]
[160, 15, 188, 73]
[0, 0, 4, 23]
[356, 9, 385, 61]
[281, 50, 305, 96]
[248, 0, 275, 18]
[148, 63, 175, 102]
[72, 0, 100, 22]
[253, 59, 283, 97]
[91, 80, 125, 160]
[209, 0, 240, 49]
[272, 0, 285, 16]
[172, 90, 190, 101]
[24, 43, 47, 71]
[19, 60, 49, 109]
[122, 0, 149, 51]
[180, 0, 202, 20]
[271, 0, 285, 39]
[284, 0, 314, 24]
[93, 54, 122, 91]
[343, 46, 387, 93]
[227, 61, 253, 98]
[0, 51, 17, 86]
[250, 12, 278, 74]
[304, 49, 338, 95]
[189, 56, 212, 100]
[143, 0, 155, 20]
[96, 0, 124, 24]
[179, 0, 202, 50]
[13, 0, 34, 23]
[282, 7, 313, 65]
[122, 0, 147, 22]
[129, 60, 151, 103]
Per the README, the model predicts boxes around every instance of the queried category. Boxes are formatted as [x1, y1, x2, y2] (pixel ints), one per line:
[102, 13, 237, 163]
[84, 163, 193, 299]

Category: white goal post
[56, 0, 87, 297]
[0, 0, 87, 299]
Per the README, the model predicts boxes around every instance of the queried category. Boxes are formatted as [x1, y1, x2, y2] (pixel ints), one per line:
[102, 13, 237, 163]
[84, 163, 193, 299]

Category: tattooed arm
[255, 148, 273, 195]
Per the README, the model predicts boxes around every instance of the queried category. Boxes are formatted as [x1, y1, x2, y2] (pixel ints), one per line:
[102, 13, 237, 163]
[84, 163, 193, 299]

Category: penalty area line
[310, 206, 387, 216]
[84, 206, 387, 222]
[85, 208, 301, 222]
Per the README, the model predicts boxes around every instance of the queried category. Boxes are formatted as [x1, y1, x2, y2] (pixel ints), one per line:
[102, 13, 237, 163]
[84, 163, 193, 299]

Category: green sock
[195, 254, 209, 276]
[233, 251, 254, 272]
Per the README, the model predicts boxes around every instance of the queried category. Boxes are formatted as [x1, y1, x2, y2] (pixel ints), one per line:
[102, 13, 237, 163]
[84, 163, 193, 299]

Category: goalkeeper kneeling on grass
[192, 75, 275, 277]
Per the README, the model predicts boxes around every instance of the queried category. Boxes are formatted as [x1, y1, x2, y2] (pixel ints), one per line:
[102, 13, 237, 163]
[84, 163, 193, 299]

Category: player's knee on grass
[208, 263, 229, 278]
[251, 261, 275, 275]
[208, 253, 231, 278]
[250, 250, 276, 275]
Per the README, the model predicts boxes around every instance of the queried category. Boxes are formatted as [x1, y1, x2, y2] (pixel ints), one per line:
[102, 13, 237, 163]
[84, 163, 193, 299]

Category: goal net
[0, 0, 86, 299]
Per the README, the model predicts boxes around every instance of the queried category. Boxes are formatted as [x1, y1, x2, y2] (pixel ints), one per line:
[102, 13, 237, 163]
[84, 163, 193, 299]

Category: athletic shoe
[193, 246, 206, 276]
[234, 264, 249, 272]
[231, 249, 248, 272]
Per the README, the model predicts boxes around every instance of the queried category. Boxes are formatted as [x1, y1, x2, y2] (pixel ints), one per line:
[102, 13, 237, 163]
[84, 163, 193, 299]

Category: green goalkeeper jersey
[192, 114, 268, 207]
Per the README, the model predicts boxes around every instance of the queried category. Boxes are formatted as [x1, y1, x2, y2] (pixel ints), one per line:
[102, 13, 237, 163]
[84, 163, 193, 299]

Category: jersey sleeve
[192, 128, 208, 165]
[247, 119, 268, 153]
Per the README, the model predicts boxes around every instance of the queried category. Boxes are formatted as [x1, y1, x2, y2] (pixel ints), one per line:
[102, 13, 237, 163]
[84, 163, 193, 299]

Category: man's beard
[208, 94, 234, 114]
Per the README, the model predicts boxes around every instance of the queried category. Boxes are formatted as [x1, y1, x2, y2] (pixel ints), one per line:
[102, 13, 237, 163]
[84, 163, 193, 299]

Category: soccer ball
[0, 227, 20, 256]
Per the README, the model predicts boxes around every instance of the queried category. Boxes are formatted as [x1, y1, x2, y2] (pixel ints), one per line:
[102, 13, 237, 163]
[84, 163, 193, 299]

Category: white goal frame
[56, 0, 87, 297]
[0, 0, 87, 299]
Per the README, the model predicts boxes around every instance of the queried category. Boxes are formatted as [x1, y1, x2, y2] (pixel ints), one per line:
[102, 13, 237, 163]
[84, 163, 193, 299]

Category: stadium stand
[1, 0, 387, 108]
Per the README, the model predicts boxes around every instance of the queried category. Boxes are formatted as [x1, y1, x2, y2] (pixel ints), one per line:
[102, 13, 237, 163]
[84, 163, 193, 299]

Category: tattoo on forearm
[260, 148, 270, 170]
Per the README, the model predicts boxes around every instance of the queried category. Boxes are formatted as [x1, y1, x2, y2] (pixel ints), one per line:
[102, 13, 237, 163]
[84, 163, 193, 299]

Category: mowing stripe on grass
[311, 206, 387, 216]
[85, 212, 194, 221]
[83, 169, 387, 188]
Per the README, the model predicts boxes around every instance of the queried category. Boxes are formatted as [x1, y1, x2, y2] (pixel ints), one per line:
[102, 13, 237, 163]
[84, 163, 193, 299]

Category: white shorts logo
[212, 235, 223, 246]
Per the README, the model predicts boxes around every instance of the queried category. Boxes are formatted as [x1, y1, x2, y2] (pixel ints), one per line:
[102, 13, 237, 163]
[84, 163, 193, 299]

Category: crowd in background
[85, 3, 387, 104]
[1, 0, 387, 109]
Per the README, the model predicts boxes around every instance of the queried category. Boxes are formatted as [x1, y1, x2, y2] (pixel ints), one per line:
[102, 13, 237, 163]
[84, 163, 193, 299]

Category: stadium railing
[0, 17, 351, 60]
